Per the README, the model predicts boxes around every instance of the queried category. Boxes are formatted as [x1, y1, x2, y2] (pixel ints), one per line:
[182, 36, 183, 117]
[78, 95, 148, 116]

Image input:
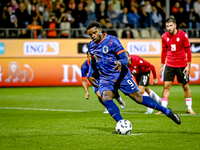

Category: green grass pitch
[0, 85, 200, 150]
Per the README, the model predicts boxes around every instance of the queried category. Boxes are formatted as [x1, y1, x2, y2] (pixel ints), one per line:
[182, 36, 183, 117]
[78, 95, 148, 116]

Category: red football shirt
[161, 30, 191, 67]
[127, 55, 157, 79]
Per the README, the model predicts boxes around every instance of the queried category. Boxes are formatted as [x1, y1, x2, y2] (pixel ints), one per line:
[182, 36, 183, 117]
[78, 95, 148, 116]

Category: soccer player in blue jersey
[81, 51, 125, 113]
[86, 21, 181, 126]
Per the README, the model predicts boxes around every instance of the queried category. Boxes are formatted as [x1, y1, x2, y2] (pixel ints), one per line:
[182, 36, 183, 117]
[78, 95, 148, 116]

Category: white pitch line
[0, 107, 88, 112]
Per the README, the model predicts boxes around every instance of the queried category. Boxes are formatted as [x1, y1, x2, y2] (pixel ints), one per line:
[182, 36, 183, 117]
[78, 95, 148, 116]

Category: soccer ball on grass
[115, 119, 132, 135]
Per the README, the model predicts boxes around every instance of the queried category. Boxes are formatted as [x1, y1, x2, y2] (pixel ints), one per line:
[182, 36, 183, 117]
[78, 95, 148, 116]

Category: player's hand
[152, 78, 158, 85]
[183, 66, 190, 76]
[88, 76, 99, 88]
[85, 92, 89, 99]
[113, 61, 122, 72]
[159, 67, 164, 77]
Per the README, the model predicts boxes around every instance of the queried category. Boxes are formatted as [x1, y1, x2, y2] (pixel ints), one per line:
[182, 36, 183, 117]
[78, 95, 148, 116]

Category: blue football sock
[104, 100, 123, 122]
[142, 96, 170, 115]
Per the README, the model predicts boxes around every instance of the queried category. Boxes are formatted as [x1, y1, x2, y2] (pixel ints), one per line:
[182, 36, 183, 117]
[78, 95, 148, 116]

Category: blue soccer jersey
[88, 33, 137, 95]
[88, 34, 132, 82]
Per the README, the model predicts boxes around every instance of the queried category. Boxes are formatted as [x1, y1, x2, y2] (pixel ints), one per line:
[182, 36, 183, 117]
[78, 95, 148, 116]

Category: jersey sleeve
[81, 60, 89, 79]
[183, 33, 191, 62]
[161, 34, 167, 64]
[112, 37, 125, 55]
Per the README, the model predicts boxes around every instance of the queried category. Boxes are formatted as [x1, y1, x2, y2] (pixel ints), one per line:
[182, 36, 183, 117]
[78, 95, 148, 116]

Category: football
[115, 119, 132, 135]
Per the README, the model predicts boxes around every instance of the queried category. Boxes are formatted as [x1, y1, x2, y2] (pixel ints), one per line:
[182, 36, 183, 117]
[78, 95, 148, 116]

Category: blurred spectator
[43, 4, 55, 28]
[102, 19, 117, 37]
[5, 5, 17, 28]
[182, 0, 192, 13]
[128, 5, 140, 28]
[67, 0, 76, 14]
[5, 5, 18, 37]
[24, 0, 32, 15]
[145, 0, 152, 13]
[108, 0, 121, 13]
[138, 5, 152, 28]
[11, 0, 19, 12]
[27, 18, 42, 38]
[37, 30, 47, 38]
[118, 7, 129, 27]
[172, 2, 180, 14]
[86, 0, 95, 12]
[155, 1, 165, 28]
[18, 29, 29, 38]
[188, 7, 200, 28]
[56, 4, 66, 22]
[120, 0, 126, 10]
[0, 5, 8, 28]
[15, 2, 30, 28]
[31, 3, 43, 26]
[193, 0, 200, 17]
[107, 4, 119, 27]
[96, 2, 109, 27]
[84, 5, 97, 27]
[47, 13, 57, 38]
[31, 0, 38, 12]
[176, 7, 188, 28]
[151, 5, 163, 34]
[72, 2, 87, 37]
[121, 24, 134, 38]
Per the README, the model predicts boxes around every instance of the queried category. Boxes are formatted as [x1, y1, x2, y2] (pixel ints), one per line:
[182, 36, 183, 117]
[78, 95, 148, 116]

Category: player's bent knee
[129, 91, 143, 104]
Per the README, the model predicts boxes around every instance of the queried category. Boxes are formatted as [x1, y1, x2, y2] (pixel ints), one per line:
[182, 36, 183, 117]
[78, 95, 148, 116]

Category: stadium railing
[0, 28, 199, 39]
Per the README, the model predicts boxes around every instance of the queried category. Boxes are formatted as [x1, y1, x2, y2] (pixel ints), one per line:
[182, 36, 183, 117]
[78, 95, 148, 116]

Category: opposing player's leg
[156, 66, 174, 114]
[137, 72, 155, 114]
[148, 88, 162, 104]
[113, 91, 125, 109]
[177, 67, 195, 114]
[120, 77, 181, 125]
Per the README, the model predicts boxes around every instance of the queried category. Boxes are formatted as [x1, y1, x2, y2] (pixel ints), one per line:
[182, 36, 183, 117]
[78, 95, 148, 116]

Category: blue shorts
[92, 79, 99, 93]
[99, 77, 139, 96]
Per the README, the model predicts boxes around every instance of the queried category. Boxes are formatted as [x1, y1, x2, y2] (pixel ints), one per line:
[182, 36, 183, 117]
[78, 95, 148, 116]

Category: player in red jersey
[125, 51, 162, 114]
[156, 16, 195, 114]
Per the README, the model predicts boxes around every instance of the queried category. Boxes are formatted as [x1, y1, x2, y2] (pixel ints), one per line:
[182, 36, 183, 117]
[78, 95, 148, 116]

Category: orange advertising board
[0, 39, 200, 58]
[0, 58, 200, 87]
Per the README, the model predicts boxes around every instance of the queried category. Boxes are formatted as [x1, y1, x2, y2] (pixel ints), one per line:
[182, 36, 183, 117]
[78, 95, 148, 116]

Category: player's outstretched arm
[82, 78, 89, 99]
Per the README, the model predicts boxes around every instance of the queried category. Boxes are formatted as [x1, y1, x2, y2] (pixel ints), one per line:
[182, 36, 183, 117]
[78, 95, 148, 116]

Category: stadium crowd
[0, 0, 200, 38]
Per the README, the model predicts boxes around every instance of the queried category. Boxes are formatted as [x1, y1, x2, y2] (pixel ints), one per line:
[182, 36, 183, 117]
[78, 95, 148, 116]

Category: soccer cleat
[187, 109, 196, 114]
[155, 111, 163, 115]
[103, 108, 109, 114]
[117, 97, 125, 109]
[167, 108, 181, 125]
[145, 107, 154, 114]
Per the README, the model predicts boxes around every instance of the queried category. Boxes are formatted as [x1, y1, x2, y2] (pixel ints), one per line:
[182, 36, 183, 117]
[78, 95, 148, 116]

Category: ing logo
[5, 62, 34, 83]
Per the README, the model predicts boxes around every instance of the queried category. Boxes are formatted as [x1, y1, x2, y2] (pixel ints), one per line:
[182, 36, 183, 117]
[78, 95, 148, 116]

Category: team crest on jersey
[167, 38, 169, 41]
[102, 46, 108, 54]
[140, 60, 143, 63]
[177, 38, 180, 41]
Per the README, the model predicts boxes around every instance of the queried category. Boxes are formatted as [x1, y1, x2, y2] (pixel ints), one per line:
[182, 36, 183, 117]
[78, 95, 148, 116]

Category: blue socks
[142, 96, 170, 115]
[104, 100, 123, 122]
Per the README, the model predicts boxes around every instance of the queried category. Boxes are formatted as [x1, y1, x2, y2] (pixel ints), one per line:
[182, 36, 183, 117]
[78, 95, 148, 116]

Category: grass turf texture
[0, 85, 200, 150]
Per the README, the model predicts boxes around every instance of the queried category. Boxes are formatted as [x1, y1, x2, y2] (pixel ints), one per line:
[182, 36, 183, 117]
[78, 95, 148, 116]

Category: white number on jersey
[127, 79, 135, 90]
[171, 44, 176, 51]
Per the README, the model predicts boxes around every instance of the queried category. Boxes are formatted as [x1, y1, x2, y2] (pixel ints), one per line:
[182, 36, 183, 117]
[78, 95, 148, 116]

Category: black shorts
[164, 66, 189, 84]
[136, 71, 150, 86]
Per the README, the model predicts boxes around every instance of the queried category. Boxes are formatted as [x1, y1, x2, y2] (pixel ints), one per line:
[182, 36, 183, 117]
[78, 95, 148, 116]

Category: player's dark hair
[86, 21, 101, 30]
[165, 15, 176, 24]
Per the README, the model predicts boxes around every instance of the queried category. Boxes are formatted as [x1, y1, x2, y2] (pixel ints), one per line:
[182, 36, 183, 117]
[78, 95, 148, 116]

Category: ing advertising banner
[0, 58, 200, 87]
[1, 39, 200, 58]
